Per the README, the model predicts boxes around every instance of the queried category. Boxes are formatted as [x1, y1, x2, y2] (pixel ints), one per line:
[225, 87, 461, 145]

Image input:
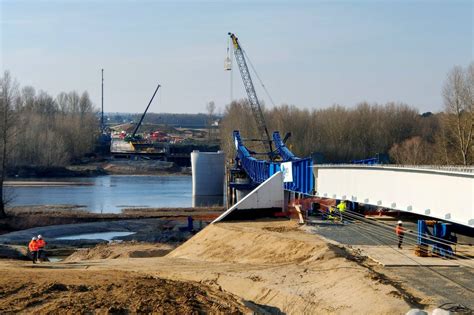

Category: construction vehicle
[124, 83, 161, 148]
[227, 32, 274, 158]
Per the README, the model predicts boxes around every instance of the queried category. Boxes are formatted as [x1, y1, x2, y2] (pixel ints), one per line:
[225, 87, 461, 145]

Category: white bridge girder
[313, 165, 474, 227]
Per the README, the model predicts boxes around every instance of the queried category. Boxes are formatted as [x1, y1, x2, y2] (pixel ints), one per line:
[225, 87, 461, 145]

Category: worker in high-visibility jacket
[36, 235, 46, 262]
[28, 237, 39, 264]
[395, 221, 405, 249]
[336, 201, 347, 221]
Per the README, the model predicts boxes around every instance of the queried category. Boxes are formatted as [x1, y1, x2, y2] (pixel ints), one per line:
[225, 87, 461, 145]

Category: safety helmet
[37, 235, 42, 239]
[32, 237, 37, 241]
[397, 220, 403, 224]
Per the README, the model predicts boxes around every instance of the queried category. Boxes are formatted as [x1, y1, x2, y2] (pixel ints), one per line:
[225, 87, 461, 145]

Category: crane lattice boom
[229, 32, 273, 156]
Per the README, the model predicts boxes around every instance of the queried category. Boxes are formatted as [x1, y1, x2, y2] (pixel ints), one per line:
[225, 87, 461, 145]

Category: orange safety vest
[37, 239, 46, 249]
[395, 225, 405, 236]
[28, 240, 38, 252]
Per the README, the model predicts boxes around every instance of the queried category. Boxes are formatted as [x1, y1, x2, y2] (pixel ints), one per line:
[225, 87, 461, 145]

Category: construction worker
[28, 237, 39, 264]
[336, 200, 347, 221]
[395, 220, 405, 249]
[327, 206, 336, 221]
[36, 235, 46, 262]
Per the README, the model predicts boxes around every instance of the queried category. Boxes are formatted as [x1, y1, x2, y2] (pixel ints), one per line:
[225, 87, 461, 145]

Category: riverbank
[0, 205, 224, 235]
[6, 160, 191, 179]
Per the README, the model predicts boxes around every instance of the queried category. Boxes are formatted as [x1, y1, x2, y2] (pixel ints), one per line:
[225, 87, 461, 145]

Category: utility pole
[101, 68, 104, 133]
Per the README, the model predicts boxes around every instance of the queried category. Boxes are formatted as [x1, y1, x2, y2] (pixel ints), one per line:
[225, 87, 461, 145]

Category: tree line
[0, 71, 99, 216]
[1, 72, 98, 168]
[220, 63, 473, 166]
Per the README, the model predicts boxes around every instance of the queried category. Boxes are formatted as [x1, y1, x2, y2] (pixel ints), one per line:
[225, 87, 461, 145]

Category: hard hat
[398, 220, 403, 224]
[37, 235, 42, 239]
[32, 237, 37, 241]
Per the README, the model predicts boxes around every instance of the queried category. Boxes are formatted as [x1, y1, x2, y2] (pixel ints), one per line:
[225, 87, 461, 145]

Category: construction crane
[228, 32, 274, 157]
[125, 83, 161, 142]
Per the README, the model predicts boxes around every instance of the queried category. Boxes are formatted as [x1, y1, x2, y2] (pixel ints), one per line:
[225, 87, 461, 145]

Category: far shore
[6, 160, 192, 179]
[4, 181, 94, 187]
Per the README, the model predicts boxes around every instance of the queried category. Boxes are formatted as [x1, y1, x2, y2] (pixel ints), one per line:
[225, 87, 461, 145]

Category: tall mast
[101, 69, 104, 133]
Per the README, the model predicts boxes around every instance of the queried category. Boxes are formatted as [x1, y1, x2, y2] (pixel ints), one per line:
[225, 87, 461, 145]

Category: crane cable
[241, 47, 277, 108]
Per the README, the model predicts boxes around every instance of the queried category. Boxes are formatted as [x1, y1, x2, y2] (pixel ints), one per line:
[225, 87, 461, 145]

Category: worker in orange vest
[36, 235, 46, 262]
[395, 221, 405, 249]
[28, 237, 39, 263]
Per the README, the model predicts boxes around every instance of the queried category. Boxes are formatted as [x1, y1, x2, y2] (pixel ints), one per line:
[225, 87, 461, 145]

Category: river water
[7, 175, 223, 213]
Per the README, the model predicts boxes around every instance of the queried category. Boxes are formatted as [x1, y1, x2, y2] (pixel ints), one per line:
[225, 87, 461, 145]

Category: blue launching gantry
[417, 220, 456, 258]
[226, 33, 313, 201]
[232, 131, 313, 195]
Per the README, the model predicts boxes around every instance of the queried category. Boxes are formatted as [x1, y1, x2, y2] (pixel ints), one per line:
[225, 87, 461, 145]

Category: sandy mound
[167, 220, 337, 264]
[0, 269, 250, 314]
[65, 242, 174, 261]
[163, 220, 424, 314]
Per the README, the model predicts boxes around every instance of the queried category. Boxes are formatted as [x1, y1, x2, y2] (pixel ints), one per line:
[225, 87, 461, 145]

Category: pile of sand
[168, 220, 339, 265]
[162, 221, 424, 314]
[65, 242, 174, 261]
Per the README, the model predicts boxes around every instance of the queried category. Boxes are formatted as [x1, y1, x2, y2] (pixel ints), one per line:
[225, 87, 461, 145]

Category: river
[6, 175, 223, 213]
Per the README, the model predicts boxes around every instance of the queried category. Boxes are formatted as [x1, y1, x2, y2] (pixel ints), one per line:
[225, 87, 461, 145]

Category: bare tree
[389, 137, 431, 165]
[0, 71, 18, 218]
[443, 65, 474, 165]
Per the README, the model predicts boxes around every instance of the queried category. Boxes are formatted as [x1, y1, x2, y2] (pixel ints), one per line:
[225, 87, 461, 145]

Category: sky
[1, 0, 473, 114]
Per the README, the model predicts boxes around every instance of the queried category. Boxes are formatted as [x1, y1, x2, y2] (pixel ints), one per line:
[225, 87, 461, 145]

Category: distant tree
[442, 64, 474, 165]
[0, 71, 18, 218]
[389, 137, 430, 165]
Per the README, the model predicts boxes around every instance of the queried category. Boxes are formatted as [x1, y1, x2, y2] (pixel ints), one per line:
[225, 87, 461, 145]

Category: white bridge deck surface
[313, 165, 474, 227]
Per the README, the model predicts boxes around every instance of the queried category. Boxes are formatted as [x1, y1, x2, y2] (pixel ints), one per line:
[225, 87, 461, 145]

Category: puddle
[55, 231, 136, 241]
[48, 257, 64, 262]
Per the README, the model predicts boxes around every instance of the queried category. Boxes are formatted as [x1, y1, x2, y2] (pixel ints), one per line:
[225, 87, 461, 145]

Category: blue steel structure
[351, 153, 389, 165]
[351, 157, 379, 165]
[272, 131, 298, 161]
[417, 220, 455, 257]
[233, 131, 313, 194]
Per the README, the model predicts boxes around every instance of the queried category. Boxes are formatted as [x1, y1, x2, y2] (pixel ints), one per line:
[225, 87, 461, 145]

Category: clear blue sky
[1, 0, 472, 114]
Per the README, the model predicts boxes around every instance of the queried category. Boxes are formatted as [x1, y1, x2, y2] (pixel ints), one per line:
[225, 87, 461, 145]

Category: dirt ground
[0, 220, 439, 314]
[0, 268, 250, 314]
[65, 242, 175, 261]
